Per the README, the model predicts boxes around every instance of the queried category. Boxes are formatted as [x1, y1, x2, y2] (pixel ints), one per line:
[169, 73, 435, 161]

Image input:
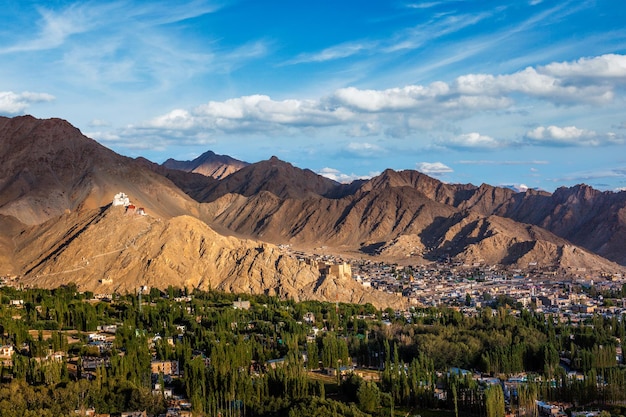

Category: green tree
[484, 384, 505, 417]
[357, 381, 380, 414]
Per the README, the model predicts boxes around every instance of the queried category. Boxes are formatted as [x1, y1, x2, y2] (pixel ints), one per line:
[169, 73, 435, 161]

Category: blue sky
[1, 0, 626, 191]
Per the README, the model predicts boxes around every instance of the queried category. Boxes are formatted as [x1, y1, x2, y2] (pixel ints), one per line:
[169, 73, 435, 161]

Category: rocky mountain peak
[162, 149, 248, 180]
[1, 115, 625, 305]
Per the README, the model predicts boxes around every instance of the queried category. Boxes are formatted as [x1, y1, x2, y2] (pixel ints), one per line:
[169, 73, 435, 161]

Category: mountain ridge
[1, 115, 625, 307]
[162, 149, 249, 179]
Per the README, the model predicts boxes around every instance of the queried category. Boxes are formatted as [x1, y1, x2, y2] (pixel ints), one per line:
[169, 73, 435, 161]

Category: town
[285, 245, 626, 320]
[1, 249, 625, 416]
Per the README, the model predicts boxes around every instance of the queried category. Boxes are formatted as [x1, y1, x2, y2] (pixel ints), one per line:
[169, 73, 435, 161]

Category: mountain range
[1, 116, 625, 307]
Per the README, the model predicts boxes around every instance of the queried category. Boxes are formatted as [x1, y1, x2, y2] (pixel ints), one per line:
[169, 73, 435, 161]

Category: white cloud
[142, 94, 355, 136]
[329, 54, 625, 117]
[525, 125, 601, 146]
[331, 83, 450, 112]
[0, 91, 55, 114]
[317, 167, 377, 183]
[416, 162, 453, 176]
[287, 42, 374, 64]
[540, 54, 626, 81]
[500, 183, 530, 192]
[454, 66, 615, 104]
[121, 53, 626, 149]
[442, 132, 502, 149]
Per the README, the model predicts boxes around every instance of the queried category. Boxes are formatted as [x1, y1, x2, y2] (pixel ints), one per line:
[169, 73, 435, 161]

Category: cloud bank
[130, 54, 626, 150]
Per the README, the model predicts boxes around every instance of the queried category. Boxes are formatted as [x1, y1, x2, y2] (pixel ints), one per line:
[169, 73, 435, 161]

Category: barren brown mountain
[0, 116, 408, 308]
[361, 171, 626, 265]
[189, 156, 342, 202]
[0, 115, 199, 225]
[494, 185, 626, 265]
[200, 174, 621, 271]
[162, 150, 249, 179]
[1, 115, 625, 307]
[188, 162, 625, 269]
[14, 205, 405, 309]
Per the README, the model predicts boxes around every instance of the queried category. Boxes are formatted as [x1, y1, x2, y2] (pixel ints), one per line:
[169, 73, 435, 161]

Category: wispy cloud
[0, 1, 263, 91]
[405, 2, 444, 10]
[286, 42, 375, 65]
[384, 10, 496, 53]
[0, 0, 223, 55]
[458, 160, 549, 165]
[551, 167, 626, 183]
[0, 4, 94, 53]
[284, 8, 495, 65]
[0, 1, 219, 54]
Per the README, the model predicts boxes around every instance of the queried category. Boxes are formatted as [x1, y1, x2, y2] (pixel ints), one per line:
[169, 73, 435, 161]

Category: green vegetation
[0, 284, 625, 416]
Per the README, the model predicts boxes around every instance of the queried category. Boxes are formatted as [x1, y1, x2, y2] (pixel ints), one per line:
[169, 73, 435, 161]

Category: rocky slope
[202, 186, 620, 271]
[162, 150, 249, 179]
[1, 115, 625, 307]
[184, 163, 625, 268]
[359, 170, 626, 265]
[14, 205, 405, 309]
[494, 185, 626, 265]
[184, 156, 342, 202]
[0, 115, 200, 225]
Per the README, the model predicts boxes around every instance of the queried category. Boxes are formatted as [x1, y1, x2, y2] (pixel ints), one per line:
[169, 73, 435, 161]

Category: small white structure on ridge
[112, 192, 130, 207]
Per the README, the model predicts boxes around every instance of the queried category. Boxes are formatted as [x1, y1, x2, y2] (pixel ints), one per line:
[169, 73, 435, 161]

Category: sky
[1, 0, 626, 192]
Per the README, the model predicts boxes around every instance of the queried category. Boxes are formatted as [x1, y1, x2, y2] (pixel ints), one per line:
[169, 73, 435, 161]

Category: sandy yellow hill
[15, 206, 406, 309]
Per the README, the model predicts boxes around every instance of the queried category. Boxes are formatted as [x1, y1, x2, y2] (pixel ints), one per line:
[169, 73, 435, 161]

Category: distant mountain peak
[162, 149, 248, 180]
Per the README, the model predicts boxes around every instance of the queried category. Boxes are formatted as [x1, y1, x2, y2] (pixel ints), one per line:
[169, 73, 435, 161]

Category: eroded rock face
[176, 160, 626, 267]
[15, 206, 406, 309]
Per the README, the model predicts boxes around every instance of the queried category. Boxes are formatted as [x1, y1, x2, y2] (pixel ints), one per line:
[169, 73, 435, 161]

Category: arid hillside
[0, 115, 200, 225]
[163, 159, 626, 268]
[1, 115, 625, 307]
[14, 205, 405, 309]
